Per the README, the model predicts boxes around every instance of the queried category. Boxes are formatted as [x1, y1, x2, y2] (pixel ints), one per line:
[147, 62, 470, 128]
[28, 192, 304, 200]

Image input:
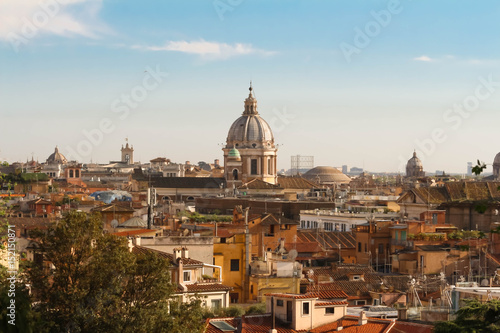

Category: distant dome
[303, 166, 351, 184]
[406, 151, 424, 178]
[493, 152, 500, 179]
[494, 152, 500, 166]
[119, 217, 147, 228]
[46, 146, 67, 165]
[226, 85, 274, 149]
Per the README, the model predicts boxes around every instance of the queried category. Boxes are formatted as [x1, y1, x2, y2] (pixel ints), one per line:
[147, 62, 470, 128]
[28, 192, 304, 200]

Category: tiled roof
[401, 182, 500, 205]
[296, 230, 356, 251]
[315, 301, 348, 307]
[277, 176, 320, 189]
[238, 178, 281, 190]
[285, 242, 322, 253]
[178, 283, 232, 293]
[303, 266, 412, 297]
[391, 321, 433, 333]
[131, 245, 203, 266]
[260, 214, 300, 226]
[309, 316, 393, 333]
[91, 203, 135, 212]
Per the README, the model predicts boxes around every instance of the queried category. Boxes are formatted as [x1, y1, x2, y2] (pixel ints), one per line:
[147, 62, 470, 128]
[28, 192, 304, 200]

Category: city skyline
[2, 1, 500, 173]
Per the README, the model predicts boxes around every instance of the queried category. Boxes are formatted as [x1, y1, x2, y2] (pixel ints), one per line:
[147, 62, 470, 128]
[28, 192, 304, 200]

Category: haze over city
[1, 0, 500, 173]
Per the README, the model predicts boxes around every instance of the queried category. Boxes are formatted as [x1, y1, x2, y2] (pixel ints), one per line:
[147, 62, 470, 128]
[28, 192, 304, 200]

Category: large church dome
[46, 146, 67, 165]
[226, 85, 275, 149]
[406, 151, 424, 177]
[303, 166, 351, 185]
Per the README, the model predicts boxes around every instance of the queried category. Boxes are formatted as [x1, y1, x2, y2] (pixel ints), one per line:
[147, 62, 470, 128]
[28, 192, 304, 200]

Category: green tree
[434, 299, 500, 333]
[28, 211, 205, 333]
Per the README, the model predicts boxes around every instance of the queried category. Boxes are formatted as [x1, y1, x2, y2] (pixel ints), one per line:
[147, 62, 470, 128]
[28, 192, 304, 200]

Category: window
[325, 307, 335, 314]
[358, 242, 362, 252]
[230, 293, 239, 303]
[220, 237, 226, 243]
[401, 230, 407, 240]
[364, 243, 367, 253]
[211, 299, 221, 309]
[432, 213, 438, 224]
[69, 170, 74, 178]
[302, 302, 310, 315]
[268, 159, 271, 175]
[230, 259, 240, 271]
[355, 300, 366, 305]
[277, 299, 284, 307]
[251, 159, 258, 175]
[233, 169, 238, 180]
[183, 271, 191, 282]
[75, 169, 80, 178]
[378, 243, 384, 255]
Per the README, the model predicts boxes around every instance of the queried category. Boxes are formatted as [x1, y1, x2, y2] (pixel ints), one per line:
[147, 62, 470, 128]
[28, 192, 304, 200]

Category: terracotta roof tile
[391, 321, 433, 333]
[180, 283, 232, 292]
[310, 316, 393, 333]
[315, 301, 348, 307]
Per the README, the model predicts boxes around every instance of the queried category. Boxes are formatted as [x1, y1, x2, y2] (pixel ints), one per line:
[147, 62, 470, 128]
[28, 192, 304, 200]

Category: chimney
[214, 159, 220, 166]
[181, 247, 189, 259]
[358, 311, 368, 326]
[397, 307, 408, 320]
[174, 248, 182, 261]
[134, 236, 141, 246]
[178, 257, 184, 284]
[127, 238, 133, 252]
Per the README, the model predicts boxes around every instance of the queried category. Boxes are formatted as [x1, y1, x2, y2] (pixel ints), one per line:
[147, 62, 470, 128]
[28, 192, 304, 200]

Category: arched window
[233, 169, 239, 180]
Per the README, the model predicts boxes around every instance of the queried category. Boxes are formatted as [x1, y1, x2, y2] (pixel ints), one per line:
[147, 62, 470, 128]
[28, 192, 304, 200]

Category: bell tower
[121, 139, 134, 165]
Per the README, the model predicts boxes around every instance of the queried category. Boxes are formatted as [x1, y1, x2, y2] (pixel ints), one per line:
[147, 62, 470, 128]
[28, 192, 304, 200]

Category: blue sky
[1, 0, 500, 173]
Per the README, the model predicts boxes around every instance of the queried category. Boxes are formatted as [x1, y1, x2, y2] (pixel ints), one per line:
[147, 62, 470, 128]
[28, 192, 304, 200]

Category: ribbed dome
[303, 166, 351, 184]
[226, 85, 275, 149]
[407, 151, 423, 168]
[406, 151, 424, 177]
[227, 115, 274, 146]
[228, 147, 241, 160]
[46, 146, 67, 165]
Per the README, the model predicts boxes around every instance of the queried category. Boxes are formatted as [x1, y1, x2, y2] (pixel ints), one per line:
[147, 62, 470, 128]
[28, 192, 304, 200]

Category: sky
[1, 0, 500, 174]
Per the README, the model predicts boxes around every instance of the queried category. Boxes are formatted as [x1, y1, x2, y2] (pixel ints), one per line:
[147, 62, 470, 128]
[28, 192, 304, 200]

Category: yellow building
[213, 232, 248, 304]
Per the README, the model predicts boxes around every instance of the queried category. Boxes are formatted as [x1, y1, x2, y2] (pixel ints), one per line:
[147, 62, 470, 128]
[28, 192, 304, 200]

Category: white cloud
[0, 0, 108, 43]
[134, 39, 276, 60]
[413, 55, 434, 62]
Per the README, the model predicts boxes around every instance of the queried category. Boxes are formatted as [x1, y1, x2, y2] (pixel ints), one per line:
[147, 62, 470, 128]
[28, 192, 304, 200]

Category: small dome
[228, 148, 241, 160]
[119, 217, 147, 228]
[303, 166, 351, 184]
[46, 146, 67, 165]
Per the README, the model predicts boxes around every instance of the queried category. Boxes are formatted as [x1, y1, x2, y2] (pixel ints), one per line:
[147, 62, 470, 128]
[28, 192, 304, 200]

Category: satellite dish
[111, 219, 118, 228]
[288, 249, 298, 261]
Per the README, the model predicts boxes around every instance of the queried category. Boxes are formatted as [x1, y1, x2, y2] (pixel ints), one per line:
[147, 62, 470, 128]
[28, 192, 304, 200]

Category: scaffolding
[290, 155, 314, 175]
